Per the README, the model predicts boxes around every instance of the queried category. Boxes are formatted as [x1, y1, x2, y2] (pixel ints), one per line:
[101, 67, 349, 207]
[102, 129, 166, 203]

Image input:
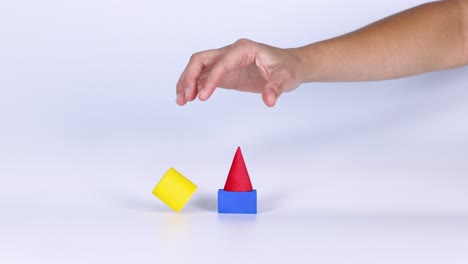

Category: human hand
[176, 39, 304, 107]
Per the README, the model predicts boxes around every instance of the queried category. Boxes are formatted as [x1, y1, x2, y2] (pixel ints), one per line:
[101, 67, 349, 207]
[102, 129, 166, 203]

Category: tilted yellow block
[152, 168, 197, 212]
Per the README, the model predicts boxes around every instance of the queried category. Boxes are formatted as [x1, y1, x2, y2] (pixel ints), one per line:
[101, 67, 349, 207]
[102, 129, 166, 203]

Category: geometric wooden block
[218, 189, 257, 214]
[223, 147, 253, 192]
[152, 167, 197, 212]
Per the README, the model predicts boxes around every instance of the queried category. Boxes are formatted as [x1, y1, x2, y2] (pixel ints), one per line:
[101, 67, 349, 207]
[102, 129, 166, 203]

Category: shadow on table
[116, 194, 173, 214]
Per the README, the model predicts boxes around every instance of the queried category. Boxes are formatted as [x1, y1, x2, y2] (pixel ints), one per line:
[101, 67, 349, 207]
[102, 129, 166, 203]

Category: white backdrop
[1, 1, 467, 263]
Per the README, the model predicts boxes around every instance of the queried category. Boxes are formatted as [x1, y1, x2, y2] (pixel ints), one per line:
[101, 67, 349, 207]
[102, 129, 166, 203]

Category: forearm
[296, 0, 468, 82]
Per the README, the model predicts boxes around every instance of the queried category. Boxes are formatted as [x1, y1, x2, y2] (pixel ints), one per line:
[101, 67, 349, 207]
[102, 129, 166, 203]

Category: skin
[176, 0, 468, 107]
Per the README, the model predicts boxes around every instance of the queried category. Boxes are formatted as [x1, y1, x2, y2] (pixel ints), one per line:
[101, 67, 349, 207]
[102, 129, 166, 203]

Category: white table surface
[1, 0, 467, 263]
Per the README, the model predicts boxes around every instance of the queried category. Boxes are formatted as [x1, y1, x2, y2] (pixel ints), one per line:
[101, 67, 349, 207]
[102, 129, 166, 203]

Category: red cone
[224, 147, 253, 192]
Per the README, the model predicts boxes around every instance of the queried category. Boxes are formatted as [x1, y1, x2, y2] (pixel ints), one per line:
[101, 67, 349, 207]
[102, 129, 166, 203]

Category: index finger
[176, 50, 220, 105]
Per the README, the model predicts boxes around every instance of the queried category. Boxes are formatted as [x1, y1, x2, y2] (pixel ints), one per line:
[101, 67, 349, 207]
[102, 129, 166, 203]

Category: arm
[176, 0, 468, 107]
[297, 0, 468, 82]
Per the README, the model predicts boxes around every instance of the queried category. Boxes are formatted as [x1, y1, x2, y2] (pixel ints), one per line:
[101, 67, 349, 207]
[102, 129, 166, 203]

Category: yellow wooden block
[152, 168, 197, 212]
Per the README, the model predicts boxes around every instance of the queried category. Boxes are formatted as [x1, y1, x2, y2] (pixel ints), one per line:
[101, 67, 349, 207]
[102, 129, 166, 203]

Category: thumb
[262, 82, 282, 107]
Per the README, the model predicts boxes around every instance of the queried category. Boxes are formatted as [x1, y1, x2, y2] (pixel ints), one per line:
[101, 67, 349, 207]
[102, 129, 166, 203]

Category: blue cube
[217, 189, 257, 214]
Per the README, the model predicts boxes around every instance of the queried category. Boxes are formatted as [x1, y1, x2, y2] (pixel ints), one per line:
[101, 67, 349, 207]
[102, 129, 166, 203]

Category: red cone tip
[223, 147, 253, 192]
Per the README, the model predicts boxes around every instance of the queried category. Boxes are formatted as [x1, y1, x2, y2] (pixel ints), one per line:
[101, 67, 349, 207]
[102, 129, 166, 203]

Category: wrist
[290, 43, 328, 83]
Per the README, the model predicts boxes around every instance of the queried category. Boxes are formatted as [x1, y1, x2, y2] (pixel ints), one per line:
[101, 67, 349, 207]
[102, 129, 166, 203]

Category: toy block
[224, 147, 253, 192]
[152, 167, 197, 212]
[218, 147, 257, 214]
[218, 189, 257, 214]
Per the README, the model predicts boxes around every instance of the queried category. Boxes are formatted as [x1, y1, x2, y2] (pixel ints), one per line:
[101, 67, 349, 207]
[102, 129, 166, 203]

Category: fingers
[197, 61, 229, 101]
[176, 50, 219, 105]
[176, 68, 188, 106]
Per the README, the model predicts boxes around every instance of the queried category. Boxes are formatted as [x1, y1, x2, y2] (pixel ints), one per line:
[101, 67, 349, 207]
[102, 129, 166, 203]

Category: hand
[176, 39, 304, 107]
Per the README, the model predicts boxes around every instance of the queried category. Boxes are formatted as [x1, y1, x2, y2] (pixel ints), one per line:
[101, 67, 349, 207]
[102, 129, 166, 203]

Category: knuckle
[234, 38, 253, 48]
[189, 52, 203, 63]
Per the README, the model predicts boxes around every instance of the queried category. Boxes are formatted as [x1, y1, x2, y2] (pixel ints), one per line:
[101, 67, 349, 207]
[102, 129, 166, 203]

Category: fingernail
[176, 92, 182, 102]
[267, 89, 277, 106]
[268, 89, 277, 101]
[184, 88, 190, 98]
[198, 87, 205, 98]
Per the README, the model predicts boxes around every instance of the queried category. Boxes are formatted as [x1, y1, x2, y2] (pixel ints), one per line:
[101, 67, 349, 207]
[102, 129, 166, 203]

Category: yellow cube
[152, 168, 197, 212]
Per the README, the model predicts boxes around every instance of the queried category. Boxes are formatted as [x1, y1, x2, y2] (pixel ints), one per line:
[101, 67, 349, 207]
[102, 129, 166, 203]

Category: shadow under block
[152, 168, 197, 212]
[218, 189, 257, 214]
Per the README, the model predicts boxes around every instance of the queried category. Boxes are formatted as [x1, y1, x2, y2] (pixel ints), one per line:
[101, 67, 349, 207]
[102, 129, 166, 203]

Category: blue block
[217, 189, 257, 214]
